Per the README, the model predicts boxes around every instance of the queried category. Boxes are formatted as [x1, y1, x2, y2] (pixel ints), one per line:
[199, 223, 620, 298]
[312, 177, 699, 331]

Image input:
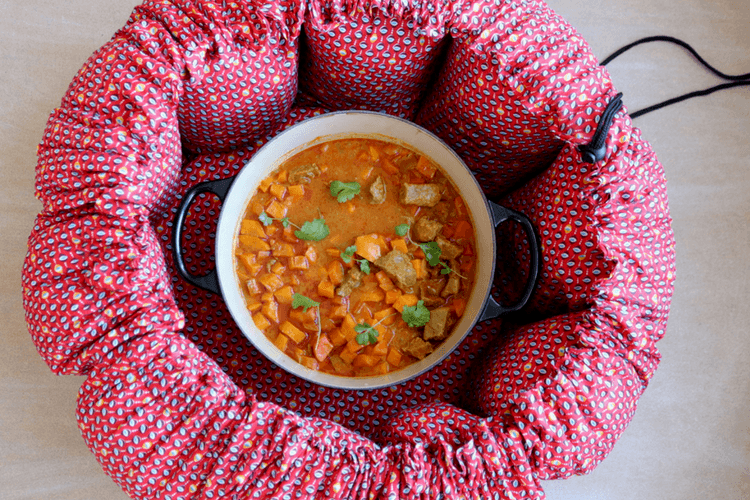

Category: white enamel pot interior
[174, 111, 538, 390]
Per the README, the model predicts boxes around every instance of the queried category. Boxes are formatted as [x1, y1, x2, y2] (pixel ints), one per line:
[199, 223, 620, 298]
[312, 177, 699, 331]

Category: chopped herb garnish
[358, 259, 371, 275]
[440, 261, 467, 279]
[401, 300, 431, 328]
[395, 224, 410, 237]
[354, 312, 398, 346]
[329, 180, 361, 203]
[259, 211, 274, 226]
[291, 293, 320, 312]
[419, 241, 442, 266]
[294, 217, 330, 241]
[340, 245, 357, 264]
[354, 322, 379, 346]
[259, 211, 291, 228]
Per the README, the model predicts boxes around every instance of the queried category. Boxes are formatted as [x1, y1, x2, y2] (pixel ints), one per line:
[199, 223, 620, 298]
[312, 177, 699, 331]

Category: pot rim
[215, 110, 497, 390]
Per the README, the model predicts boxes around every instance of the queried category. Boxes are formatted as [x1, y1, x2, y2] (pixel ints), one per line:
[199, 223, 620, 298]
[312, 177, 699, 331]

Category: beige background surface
[2, 0, 748, 499]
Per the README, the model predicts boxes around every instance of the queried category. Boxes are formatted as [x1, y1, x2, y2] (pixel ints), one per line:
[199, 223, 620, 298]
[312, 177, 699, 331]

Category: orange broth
[234, 137, 477, 377]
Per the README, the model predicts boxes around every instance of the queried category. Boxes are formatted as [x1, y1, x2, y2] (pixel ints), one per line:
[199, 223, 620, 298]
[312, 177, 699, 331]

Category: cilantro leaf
[358, 259, 371, 275]
[259, 211, 274, 226]
[340, 245, 357, 264]
[419, 242, 442, 266]
[294, 218, 330, 241]
[395, 224, 410, 237]
[291, 293, 320, 312]
[401, 300, 431, 327]
[354, 322, 379, 345]
[329, 180, 361, 203]
[280, 217, 290, 228]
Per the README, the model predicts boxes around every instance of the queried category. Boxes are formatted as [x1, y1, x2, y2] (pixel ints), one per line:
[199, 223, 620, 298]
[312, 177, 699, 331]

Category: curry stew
[234, 138, 477, 377]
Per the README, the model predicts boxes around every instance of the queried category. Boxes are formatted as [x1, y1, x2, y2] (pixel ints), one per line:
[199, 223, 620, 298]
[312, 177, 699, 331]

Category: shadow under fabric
[22, 0, 675, 498]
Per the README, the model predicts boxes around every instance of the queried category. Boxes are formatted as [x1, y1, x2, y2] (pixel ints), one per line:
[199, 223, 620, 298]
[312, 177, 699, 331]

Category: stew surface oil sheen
[234, 137, 477, 377]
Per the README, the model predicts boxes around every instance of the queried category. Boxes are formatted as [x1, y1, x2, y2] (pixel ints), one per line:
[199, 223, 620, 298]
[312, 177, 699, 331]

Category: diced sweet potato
[274, 285, 294, 305]
[354, 234, 386, 262]
[298, 355, 319, 370]
[289, 256, 309, 270]
[314, 335, 334, 362]
[265, 199, 287, 219]
[258, 274, 284, 293]
[269, 183, 287, 201]
[261, 299, 279, 324]
[252, 312, 271, 331]
[318, 279, 335, 299]
[274, 333, 290, 351]
[392, 293, 419, 312]
[280, 321, 306, 344]
[386, 348, 402, 366]
[240, 219, 267, 238]
[353, 354, 380, 368]
[239, 235, 270, 252]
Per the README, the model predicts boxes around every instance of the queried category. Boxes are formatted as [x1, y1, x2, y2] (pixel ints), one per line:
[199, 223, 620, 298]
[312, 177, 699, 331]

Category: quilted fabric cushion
[22, 0, 675, 498]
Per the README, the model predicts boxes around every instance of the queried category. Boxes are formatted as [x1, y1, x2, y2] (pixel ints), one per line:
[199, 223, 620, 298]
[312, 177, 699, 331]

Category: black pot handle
[478, 201, 540, 322]
[171, 176, 235, 295]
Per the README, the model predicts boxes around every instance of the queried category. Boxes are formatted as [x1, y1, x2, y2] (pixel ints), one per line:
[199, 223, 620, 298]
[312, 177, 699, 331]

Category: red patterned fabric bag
[23, 0, 675, 498]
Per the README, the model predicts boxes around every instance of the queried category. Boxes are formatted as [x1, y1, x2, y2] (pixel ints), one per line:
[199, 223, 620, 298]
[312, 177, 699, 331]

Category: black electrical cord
[601, 35, 750, 118]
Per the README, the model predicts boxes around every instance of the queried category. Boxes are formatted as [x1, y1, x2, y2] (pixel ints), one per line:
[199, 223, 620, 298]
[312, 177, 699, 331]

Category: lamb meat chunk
[336, 267, 364, 297]
[404, 337, 434, 360]
[440, 271, 461, 297]
[374, 249, 417, 288]
[423, 306, 453, 341]
[436, 235, 463, 260]
[399, 183, 442, 207]
[412, 217, 443, 242]
[419, 278, 446, 307]
[288, 163, 321, 184]
[369, 175, 386, 204]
